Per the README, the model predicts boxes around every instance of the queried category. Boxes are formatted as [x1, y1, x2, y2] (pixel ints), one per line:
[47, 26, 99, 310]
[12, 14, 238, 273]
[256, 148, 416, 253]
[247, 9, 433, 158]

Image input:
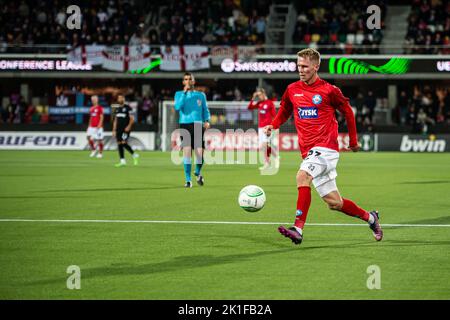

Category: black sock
[123, 143, 134, 155]
[118, 144, 124, 159]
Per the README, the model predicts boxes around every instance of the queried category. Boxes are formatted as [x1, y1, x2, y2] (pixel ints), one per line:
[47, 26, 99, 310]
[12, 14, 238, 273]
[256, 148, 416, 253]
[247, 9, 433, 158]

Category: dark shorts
[116, 128, 130, 143]
[179, 123, 205, 149]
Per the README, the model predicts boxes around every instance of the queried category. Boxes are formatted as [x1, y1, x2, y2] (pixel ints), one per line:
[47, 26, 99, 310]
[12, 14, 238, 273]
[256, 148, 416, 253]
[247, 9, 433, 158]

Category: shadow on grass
[397, 180, 450, 185]
[36, 186, 184, 193]
[0, 174, 47, 177]
[0, 195, 95, 199]
[388, 215, 450, 229]
[27, 247, 292, 286]
[379, 239, 450, 246]
[25, 238, 388, 287]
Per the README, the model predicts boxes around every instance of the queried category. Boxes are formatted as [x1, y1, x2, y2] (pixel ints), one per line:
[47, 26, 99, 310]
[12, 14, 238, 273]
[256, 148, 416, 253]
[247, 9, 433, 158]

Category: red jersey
[247, 99, 277, 128]
[272, 77, 358, 158]
[89, 105, 104, 127]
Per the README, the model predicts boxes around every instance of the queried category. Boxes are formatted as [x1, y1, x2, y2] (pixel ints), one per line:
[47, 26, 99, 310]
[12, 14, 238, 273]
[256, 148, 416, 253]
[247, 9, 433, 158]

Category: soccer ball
[238, 185, 266, 212]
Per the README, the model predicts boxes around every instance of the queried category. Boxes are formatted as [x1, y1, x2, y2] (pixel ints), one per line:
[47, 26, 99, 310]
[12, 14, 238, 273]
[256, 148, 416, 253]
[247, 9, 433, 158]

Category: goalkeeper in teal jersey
[174, 72, 211, 188]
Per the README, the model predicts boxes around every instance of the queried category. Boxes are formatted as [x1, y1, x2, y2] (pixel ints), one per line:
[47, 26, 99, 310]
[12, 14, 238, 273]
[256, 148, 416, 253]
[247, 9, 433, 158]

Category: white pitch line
[0, 219, 449, 228]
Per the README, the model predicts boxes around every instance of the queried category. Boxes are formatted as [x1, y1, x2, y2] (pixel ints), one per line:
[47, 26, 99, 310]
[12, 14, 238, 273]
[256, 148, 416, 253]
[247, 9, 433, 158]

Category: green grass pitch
[0, 150, 449, 299]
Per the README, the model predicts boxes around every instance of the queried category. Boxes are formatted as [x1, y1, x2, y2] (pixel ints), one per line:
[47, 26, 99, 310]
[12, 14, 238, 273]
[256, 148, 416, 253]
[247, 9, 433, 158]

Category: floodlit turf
[0, 150, 449, 299]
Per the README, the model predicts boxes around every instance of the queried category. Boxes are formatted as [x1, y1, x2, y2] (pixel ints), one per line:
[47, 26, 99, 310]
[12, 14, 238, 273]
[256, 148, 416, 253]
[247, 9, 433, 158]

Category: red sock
[88, 139, 95, 150]
[266, 146, 272, 158]
[294, 186, 311, 229]
[98, 141, 103, 153]
[340, 198, 369, 221]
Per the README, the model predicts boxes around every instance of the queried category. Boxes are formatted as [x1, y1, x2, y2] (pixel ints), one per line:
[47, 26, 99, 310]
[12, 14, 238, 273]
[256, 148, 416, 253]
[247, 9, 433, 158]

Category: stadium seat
[303, 34, 312, 44]
[355, 33, 364, 45]
[329, 33, 338, 42]
[346, 34, 356, 44]
[311, 34, 321, 43]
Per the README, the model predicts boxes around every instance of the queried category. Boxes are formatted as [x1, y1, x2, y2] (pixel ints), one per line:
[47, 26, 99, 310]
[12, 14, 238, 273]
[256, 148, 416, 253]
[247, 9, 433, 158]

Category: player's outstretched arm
[348, 143, 361, 152]
[270, 89, 293, 131]
[332, 86, 359, 150]
[338, 104, 359, 150]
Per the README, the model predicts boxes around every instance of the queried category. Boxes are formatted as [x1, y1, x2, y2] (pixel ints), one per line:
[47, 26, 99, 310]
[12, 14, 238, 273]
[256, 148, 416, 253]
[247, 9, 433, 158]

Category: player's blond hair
[256, 87, 266, 95]
[297, 48, 321, 65]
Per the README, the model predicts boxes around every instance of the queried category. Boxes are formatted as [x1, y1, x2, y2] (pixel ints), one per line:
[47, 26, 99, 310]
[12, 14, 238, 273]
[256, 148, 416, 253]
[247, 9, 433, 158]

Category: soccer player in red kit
[248, 88, 278, 170]
[264, 48, 383, 245]
[86, 95, 104, 158]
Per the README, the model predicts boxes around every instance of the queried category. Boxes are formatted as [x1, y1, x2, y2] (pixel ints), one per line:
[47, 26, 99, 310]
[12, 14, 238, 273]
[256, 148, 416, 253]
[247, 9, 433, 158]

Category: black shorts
[116, 128, 130, 142]
[179, 123, 205, 149]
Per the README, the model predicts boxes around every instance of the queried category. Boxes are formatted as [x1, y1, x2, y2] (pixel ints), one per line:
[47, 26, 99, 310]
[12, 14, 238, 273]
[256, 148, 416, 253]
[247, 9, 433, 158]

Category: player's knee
[296, 170, 312, 187]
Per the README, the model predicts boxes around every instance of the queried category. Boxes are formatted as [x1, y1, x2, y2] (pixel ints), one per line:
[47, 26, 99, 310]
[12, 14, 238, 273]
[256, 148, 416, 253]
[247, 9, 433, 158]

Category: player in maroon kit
[264, 48, 383, 245]
[248, 88, 278, 170]
[86, 95, 104, 158]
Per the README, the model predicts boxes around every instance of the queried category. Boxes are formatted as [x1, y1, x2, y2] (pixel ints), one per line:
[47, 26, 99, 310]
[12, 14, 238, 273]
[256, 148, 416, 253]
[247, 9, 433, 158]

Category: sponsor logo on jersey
[297, 107, 318, 119]
[312, 94, 322, 105]
[294, 93, 304, 97]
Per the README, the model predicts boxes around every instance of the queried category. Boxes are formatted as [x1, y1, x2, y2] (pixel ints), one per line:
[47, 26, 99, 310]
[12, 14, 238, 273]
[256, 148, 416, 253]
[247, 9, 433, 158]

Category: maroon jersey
[89, 105, 104, 127]
[272, 77, 358, 158]
[247, 99, 277, 128]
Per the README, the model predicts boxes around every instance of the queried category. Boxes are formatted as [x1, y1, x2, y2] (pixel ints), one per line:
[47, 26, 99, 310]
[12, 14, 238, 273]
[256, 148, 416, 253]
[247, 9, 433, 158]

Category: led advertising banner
[0, 131, 155, 150]
[0, 48, 448, 76]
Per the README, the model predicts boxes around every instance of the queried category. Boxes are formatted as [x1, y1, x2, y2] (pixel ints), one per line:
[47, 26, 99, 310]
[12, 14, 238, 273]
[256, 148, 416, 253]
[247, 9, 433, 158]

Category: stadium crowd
[150, 0, 270, 46]
[1, 0, 449, 55]
[0, 0, 270, 52]
[404, 0, 450, 54]
[293, 0, 386, 54]
[395, 85, 449, 133]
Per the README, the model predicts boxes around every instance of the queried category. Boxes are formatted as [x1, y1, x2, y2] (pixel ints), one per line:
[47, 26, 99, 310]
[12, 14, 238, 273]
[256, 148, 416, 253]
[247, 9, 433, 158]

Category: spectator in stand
[365, 91, 377, 124]
[0, 102, 9, 123]
[293, 0, 386, 54]
[397, 90, 410, 125]
[139, 95, 154, 124]
[353, 92, 365, 124]
[17, 96, 27, 123]
[405, 0, 449, 54]
[1, 0, 272, 51]
[24, 103, 36, 124]
[7, 100, 18, 124]
[56, 93, 69, 107]
[416, 107, 435, 133]
[436, 87, 449, 123]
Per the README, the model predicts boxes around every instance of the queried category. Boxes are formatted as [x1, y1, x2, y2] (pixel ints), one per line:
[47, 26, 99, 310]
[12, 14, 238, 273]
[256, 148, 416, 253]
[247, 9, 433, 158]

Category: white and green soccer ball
[238, 185, 266, 212]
